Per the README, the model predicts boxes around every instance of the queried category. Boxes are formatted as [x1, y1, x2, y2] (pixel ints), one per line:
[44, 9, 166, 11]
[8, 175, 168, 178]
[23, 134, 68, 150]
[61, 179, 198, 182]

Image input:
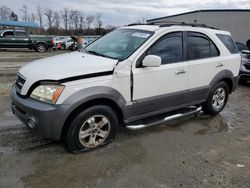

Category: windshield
[85, 29, 153, 61]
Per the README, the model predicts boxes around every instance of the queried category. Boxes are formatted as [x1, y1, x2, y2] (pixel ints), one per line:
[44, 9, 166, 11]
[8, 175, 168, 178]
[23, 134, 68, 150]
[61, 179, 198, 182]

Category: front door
[132, 32, 189, 115]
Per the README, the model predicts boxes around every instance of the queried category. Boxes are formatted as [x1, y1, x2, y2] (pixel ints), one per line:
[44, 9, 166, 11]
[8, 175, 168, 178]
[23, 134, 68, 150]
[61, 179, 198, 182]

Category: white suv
[11, 24, 240, 153]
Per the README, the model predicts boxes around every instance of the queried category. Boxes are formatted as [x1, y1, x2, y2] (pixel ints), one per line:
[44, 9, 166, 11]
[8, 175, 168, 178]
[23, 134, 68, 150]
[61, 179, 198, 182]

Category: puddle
[194, 115, 234, 135]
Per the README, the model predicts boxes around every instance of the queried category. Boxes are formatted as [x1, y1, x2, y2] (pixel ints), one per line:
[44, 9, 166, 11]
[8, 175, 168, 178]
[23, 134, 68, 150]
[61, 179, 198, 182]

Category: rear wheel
[65, 105, 118, 153]
[203, 81, 229, 115]
[36, 43, 47, 53]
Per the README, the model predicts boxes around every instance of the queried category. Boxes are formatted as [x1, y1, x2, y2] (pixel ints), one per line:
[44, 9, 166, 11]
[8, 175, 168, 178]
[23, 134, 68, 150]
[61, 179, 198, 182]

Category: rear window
[216, 34, 238, 54]
[15, 31, 27, 37]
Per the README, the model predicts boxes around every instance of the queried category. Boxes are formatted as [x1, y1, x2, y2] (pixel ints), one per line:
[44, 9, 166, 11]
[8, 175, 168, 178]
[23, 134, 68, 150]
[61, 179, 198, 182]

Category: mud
[0, 50, 250, 187]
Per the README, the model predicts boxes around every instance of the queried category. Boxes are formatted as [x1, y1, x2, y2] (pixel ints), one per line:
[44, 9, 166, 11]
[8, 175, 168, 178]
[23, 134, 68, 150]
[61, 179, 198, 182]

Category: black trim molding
[59, 71, 113, 83]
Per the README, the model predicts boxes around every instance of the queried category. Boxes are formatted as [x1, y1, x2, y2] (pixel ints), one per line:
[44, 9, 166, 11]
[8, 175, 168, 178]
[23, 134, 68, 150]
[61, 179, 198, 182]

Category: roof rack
[127, 23, 154, 26]
[127, 21, 219, 30]
[154, 21, 219, 30]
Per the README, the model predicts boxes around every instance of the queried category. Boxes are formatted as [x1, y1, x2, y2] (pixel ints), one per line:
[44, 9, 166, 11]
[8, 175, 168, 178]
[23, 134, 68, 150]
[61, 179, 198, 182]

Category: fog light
[27, 116, 36, 129]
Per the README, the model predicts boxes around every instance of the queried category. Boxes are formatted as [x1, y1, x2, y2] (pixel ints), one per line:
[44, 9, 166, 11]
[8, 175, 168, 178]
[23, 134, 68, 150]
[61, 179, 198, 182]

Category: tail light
[51, 37, 54, 44]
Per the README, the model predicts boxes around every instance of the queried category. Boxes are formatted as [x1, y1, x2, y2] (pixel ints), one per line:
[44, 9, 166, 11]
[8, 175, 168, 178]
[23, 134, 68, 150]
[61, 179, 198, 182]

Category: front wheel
[65, 105, 119, 153]
[203, 81, 229, 115]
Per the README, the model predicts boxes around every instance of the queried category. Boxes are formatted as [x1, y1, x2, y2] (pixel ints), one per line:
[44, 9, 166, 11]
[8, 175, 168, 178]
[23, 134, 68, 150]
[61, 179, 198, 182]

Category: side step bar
[126, 106, 202, 130]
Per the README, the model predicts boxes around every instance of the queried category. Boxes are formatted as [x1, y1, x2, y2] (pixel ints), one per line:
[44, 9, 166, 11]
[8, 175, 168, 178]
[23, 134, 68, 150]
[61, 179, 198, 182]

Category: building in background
[147, 9, 250, 44]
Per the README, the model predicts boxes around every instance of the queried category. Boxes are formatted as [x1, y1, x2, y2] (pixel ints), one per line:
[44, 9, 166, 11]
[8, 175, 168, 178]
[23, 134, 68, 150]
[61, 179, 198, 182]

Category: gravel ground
[0, 50, 250, 188]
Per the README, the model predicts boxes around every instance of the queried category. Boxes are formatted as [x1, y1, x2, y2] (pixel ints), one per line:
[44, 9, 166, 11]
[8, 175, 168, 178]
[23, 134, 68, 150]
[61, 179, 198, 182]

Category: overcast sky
[3, 0, 250, 26]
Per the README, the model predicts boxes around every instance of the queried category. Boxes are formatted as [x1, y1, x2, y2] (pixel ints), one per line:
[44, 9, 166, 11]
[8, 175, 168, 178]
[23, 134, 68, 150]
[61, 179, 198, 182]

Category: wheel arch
[52, 86, 128, 140]
[35, 42, 48, 49]
[209, 70, 235, 94]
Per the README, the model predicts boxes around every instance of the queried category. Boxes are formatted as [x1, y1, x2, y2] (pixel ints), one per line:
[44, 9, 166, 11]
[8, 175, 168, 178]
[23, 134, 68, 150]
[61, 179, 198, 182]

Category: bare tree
[20, 4, 29, 22]
[44, 8, 54, 29]
[30, 13, 36, 22]
[86, 15, 94, 31]
[79, 12, 85, 32]
[70, 9, 80, 31]
[95, 12, 103, 29]
[36, 6, 43, 28]
[61, 8, 69, 33]
[0, 6, 12, 20]
[54, 11, 60, 30]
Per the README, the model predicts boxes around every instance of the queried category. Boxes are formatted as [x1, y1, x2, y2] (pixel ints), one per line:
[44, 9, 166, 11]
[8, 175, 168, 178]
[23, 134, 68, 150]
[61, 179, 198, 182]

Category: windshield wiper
[86, 50, 107, 58]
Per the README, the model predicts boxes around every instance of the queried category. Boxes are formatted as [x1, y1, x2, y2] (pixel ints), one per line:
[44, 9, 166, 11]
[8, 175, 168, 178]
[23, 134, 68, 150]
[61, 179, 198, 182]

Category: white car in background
[61, 37, 75, 50]
[53, 36, 70, 50]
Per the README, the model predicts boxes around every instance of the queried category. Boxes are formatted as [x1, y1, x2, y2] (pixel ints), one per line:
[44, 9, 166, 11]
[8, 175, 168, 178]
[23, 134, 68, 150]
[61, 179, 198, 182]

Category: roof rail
[155, 21, 219, 29]
[127, 21, 219, 30]
[127, 23, 155, 26]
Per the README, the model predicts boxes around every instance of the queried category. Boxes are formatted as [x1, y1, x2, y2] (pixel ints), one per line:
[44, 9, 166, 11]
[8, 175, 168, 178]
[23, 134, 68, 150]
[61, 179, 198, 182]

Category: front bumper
[10, 86, 68, 140]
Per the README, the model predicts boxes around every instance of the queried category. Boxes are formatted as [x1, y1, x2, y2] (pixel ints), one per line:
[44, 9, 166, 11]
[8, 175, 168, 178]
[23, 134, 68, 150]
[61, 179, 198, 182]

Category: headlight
[31, 84, 64, 104]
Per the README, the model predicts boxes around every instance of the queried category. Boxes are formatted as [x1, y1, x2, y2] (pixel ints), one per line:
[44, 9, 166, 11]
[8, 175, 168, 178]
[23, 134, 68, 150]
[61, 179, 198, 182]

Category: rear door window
[216, 34, 238, 54]
[15, 31, 28, 37]
[187, 32, 219, 60]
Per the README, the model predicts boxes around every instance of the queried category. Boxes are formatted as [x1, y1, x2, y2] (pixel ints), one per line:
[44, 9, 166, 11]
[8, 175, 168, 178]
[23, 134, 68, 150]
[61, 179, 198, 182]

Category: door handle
[216, 63, 223, 68]
[175, 69, 186, 75]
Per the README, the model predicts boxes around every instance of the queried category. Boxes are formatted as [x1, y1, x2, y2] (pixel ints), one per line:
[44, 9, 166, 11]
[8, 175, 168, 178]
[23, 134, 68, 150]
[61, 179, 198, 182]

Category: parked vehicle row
[0, 30, 100, 53]
[0, 29, 53, 52]
[53, 36, 100, 51]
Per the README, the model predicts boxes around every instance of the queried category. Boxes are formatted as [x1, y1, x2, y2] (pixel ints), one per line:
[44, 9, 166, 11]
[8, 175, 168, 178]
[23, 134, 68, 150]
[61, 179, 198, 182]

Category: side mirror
[241, 50, 250, 54]
[142, 55, 161, 67]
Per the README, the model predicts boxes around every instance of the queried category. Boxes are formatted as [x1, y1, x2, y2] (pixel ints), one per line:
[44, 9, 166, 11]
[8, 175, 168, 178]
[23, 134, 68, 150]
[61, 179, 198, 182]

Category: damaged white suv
[11, 24, 240, 153]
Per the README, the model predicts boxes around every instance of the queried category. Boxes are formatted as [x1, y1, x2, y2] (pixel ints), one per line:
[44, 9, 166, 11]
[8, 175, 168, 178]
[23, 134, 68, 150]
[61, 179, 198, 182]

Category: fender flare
[51, 86, 128, 140]
[209, 70, 236, 92]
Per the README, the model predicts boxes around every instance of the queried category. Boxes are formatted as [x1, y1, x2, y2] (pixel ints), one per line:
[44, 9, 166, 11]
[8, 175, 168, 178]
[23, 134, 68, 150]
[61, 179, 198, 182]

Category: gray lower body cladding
[10, 75, 239, 141]
[10, 86, 69, 140]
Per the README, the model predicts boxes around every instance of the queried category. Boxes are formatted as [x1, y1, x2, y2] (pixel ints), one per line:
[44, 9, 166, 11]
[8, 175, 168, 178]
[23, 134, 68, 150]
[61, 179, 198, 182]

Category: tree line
[0, 5, 116, 35]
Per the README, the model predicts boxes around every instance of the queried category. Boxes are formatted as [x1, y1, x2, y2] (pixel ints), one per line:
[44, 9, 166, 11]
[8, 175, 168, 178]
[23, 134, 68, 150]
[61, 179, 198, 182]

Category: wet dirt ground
[0, 50, 250, 188]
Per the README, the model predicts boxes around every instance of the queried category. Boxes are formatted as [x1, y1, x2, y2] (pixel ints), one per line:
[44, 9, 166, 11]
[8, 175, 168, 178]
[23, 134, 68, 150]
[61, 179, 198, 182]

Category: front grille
[15, 73, 26, 94]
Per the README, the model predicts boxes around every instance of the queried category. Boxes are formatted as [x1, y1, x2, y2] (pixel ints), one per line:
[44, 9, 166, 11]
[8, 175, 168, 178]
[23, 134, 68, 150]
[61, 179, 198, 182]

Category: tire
[36, 43, 47, 53]
[65, 105, 119, 153]
[202, 81, 229, 115]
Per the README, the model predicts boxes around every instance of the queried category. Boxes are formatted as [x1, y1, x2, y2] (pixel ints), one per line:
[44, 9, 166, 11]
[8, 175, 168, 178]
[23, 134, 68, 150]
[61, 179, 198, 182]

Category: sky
[2, 0, 250, 26]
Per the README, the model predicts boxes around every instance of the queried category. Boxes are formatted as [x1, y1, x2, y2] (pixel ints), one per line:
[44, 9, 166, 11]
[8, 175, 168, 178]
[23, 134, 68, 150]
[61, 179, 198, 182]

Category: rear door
[14, 31, 30, 48]
[186, 31, 221, 102]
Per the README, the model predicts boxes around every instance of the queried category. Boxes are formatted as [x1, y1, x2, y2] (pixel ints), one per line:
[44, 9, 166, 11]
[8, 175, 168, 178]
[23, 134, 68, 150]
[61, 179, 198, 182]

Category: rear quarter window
[216, 34, 238, 54]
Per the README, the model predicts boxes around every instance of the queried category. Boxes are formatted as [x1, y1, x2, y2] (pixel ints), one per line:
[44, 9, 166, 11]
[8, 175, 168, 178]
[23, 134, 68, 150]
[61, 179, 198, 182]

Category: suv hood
[19, 52, 118, 94]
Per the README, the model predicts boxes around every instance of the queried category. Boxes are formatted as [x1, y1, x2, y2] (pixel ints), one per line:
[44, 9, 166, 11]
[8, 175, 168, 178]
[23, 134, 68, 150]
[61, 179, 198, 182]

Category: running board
[126, 106, 202, 130]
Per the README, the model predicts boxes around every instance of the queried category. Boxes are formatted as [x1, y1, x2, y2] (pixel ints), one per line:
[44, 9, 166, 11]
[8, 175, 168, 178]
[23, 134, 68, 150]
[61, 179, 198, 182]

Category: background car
[53, 36, 69, 50]
[61, 37, 75, 50]
[236, 41, 250, 82]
